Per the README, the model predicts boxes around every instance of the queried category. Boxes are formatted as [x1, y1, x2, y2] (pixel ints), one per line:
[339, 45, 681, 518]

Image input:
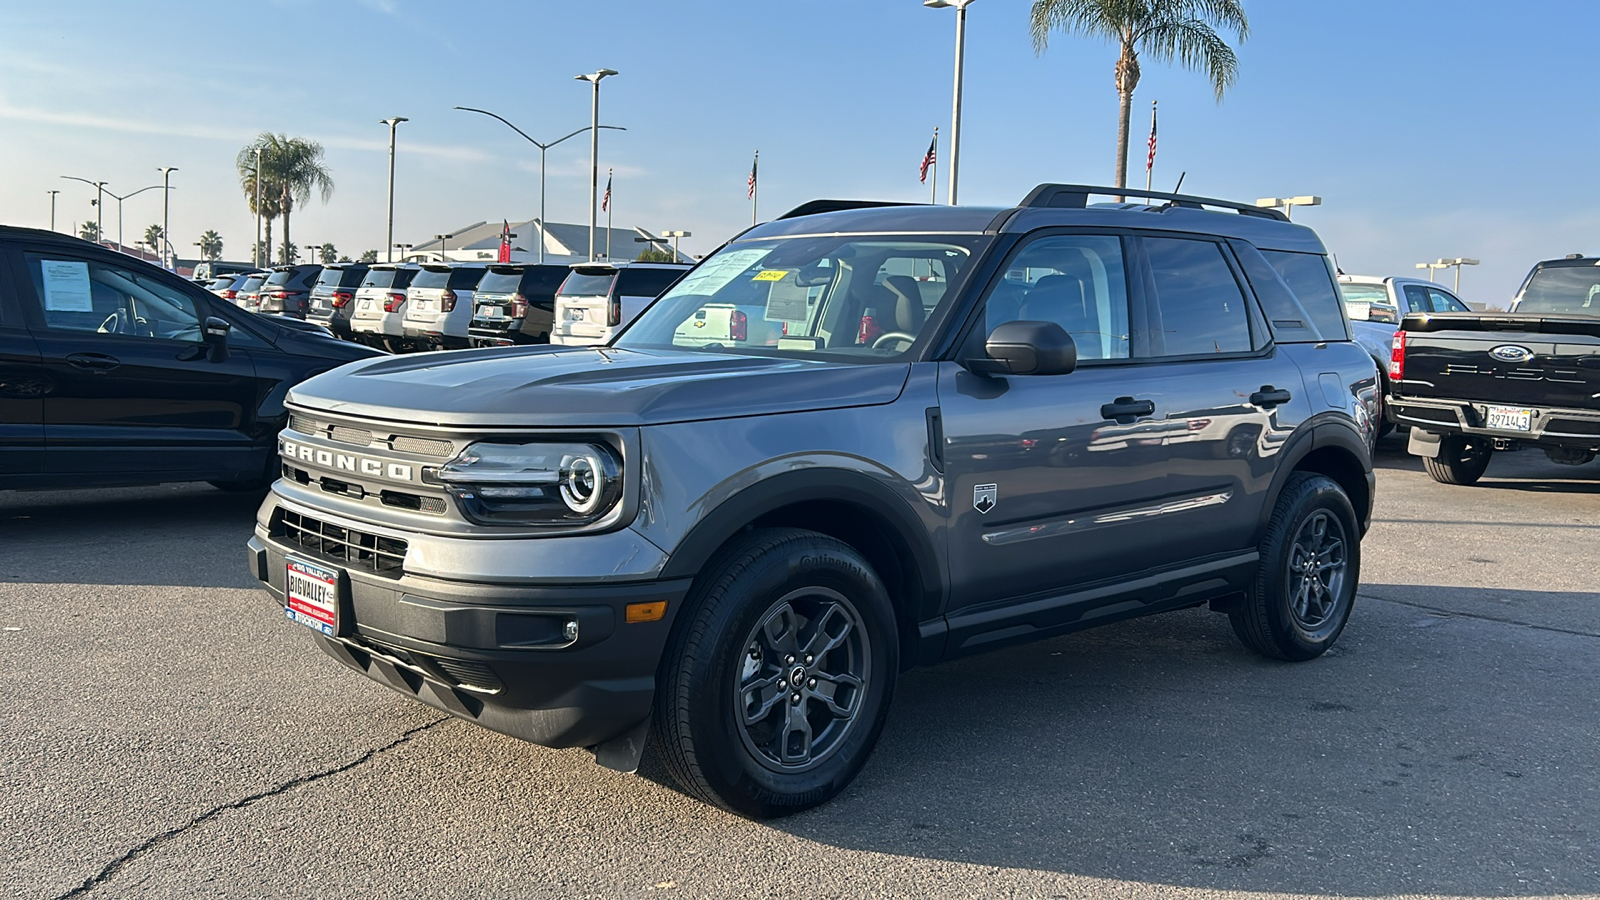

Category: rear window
[559, 271, 617, 297]
[361, 268, 415, 289]
[317, 267, 366, 288]
[1513, 265, 1600, 315]
[263, 270, 294, 286]
[1262, 250, 1349, 340]
[475, 270, 524, 294]
[448, 268, 487, 290]
[411, 268, 452, 289]
[617, 267, 685, 298]
[238, 275, 266, 291]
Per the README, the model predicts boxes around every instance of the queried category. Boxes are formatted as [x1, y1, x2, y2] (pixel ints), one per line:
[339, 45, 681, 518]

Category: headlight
[435, 442, 622, 525]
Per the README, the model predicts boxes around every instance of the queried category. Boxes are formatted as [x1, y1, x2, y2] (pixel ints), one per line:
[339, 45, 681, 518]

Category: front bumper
[249, 518, 689, 750]
[1390, 396, 1600, 450]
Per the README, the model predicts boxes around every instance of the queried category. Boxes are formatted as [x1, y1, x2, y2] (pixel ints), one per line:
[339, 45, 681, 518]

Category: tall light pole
[453, 107, 625, 265]
[99, 184, 164, 254]
[1255, 195, 1322, 221]
[575, 69, 619, 261]
[1437, 257, 1479, 293]
[1414, 262, 1449, 282]
[47, 190, 60, 231]
[381, 117, 408, 263]
[395, 243, 414, 262]
[924, 0, 976, 205]
[434, 233, 454, 262]
[61, 176, 107, 243]
[662, 230, 691, 262]
[157, 167, 178, 269]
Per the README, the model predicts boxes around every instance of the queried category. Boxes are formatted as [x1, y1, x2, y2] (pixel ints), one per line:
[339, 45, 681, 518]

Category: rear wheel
[1422, 434, 1491, 485]
[1231, 473, 1359, 661]
[652, 528, 898, 819]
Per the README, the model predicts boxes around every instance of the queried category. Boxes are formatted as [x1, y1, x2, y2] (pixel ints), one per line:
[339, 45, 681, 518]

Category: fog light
[563, 620, 580, 642]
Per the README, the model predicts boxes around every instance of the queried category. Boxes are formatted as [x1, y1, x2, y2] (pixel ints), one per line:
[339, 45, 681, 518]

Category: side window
[1143, 237, 1252, 356]
[24, 253, 202, 341]
[1402, 284, 1433, 314]
[1260, 250, 1349, 341]
[979, 235, 1130, 361]
[1429, 288, 1469, 312]
[617, 268, 686, 299]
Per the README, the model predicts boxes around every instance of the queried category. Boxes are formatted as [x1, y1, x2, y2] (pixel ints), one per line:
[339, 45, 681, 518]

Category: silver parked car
[401, 264, 488, 351]
[549, 261, 689, 346]
[349, 264, 421, 352]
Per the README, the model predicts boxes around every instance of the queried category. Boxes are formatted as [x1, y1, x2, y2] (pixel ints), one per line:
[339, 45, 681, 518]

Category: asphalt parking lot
[3, 435, 1597, 900]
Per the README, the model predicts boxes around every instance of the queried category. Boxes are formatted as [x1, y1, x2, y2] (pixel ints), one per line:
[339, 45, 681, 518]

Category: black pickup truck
[1390, 255, 1600, 484]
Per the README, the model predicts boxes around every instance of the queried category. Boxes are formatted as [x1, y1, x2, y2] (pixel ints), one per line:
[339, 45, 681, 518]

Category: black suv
[0, 226, 380, 491]
[467, 264, 570, 347]
[257, 264, 323, 319]
[248, 186, 1378, 817]
[306, 263, 370, 340]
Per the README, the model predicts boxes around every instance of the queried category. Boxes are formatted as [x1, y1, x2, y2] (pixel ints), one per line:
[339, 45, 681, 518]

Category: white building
[400, 220, 689, 265]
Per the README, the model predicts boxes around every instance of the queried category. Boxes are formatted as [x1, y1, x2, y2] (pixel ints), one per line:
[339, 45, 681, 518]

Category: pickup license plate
[480, 307, 504, 319]
[566, 308, 585, 321]
[1485, 406, 1532, 432]
[285, 558, 341, 636]
[360, 298, 372, 309]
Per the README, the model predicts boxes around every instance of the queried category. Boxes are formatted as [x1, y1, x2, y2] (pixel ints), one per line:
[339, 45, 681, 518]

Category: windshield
[614, 234, 986, 360]
[1513, 265, 1600, 315]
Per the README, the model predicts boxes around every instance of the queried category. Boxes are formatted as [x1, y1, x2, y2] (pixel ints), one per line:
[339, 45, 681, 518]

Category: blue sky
[1, 0, 1594, 304]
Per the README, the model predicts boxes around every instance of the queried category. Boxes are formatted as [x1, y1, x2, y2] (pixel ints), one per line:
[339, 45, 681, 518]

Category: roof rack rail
[1018, 184, 1289, 222]
[777, 199, 923, 220]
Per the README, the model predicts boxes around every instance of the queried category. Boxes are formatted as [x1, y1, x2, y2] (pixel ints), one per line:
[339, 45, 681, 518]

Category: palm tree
[78, 221, 102, 243]
[1030, 0, 1248, 190]
[199, 230, 224, 261]
[237, 134, 285, 266]
[143, 224, 164, 258]
[269, 137, 334, 264]
[318, 243, 338, 264]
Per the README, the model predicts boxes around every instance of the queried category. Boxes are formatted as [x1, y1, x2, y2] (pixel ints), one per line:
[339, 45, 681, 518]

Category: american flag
[747, 152, 758, 199]
[919, 133, 937, 184]
[1146, 102, 1158, 174]
[601, 170, 612, 213]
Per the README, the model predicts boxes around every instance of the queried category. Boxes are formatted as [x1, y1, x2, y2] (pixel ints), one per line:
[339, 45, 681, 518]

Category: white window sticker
[40, 260, 94, 312]
[670, 248, 771, 298]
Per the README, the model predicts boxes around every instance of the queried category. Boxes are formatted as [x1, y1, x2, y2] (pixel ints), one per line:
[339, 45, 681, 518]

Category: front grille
[392, 435, 454, 457]
[289, 413, 318, 434]
[275, 509, 407, 577]
[330, 425, 375, 447]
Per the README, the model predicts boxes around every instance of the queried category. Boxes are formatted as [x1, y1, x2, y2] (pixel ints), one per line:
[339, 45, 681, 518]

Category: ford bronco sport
[247, 185, 1379, 818]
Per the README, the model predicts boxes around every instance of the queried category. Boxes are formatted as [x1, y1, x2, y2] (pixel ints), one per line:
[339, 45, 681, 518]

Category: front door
[0, 270, 44, 479]
[9, 247, 264, 482]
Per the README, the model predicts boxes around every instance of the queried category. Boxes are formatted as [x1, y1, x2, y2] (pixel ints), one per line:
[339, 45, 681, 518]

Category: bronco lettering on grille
[280, 438, 414, 483]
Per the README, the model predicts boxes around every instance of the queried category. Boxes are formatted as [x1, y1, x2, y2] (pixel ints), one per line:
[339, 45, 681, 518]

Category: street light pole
[434, 233, 454, 263]
[662, 230, 692, 262]
[452, 107, 625, 266]
[158, 167, 177, 269]
[62, 176, 108, 243]
[254, 147, 263, 267]
[47, 190, 59, 231]
[1255, 195, 1322, 221]
[575, 69, 619, 261]
[381, 117, 408, 263]
[924, 0, 976, 206]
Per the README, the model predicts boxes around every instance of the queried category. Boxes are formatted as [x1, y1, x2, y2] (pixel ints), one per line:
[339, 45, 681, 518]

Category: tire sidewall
[678, 534, 898, 817]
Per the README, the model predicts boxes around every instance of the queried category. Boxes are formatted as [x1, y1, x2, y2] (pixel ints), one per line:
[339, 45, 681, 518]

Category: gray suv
[247, 185, 1379, 818]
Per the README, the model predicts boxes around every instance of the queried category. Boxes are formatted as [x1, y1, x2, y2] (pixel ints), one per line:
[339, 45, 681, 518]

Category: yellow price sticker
[751, 269, 789, 282]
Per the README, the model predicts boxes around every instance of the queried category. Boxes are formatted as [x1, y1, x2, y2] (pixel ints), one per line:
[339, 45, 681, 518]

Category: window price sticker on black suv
[285, 558, 340, 636]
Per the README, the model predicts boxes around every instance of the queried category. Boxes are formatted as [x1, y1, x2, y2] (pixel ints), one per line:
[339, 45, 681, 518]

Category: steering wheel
[871, 331, 917, 350]
[97, 311, 123, 334]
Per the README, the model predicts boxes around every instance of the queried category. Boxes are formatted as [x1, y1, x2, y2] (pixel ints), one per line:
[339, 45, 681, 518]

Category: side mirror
[202, 316, 231, 363]
[968, 320, 1077, 377]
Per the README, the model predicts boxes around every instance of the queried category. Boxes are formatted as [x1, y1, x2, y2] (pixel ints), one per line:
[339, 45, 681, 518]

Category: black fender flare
[659, 468, 945, 624]
[1254, 415, 1375, 543]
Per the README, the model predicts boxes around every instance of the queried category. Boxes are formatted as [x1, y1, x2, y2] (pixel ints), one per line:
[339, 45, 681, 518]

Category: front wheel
[652, 528, 898, 818]
[1422, 434, 1491, 485]
[1231, 473, 1360, 661]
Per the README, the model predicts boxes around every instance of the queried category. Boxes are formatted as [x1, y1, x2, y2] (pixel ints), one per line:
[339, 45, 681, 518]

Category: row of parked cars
[201, 260, 690, 353]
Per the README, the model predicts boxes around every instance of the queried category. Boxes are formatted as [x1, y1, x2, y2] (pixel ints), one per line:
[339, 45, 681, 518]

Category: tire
[1421, 434, 1491, 485]
[1231, 472, 1360, 661]
[651, 527, 899, 818]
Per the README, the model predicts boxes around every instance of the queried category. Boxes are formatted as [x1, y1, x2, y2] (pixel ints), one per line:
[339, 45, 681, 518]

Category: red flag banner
[1146, 102, 1158, 174]
[498, 220, 511, 263]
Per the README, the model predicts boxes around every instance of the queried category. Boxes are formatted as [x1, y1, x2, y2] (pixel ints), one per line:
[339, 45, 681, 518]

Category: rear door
[8, 245, 266, 482]
[0, 254, 44, 480]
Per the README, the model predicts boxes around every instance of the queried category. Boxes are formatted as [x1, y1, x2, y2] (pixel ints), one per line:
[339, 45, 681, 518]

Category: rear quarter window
[617, 267, 685, 298]
[1260, 250, 1349, 341]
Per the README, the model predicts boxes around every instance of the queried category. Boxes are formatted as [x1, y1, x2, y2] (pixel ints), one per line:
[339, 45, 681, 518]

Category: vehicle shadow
[652, 593, 1600, 897]
[0, 483, 263, 588]
[1373, 431, 1600, 491]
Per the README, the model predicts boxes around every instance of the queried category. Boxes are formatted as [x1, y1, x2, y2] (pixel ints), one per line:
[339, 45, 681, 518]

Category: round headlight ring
[559, 453, 605, 515]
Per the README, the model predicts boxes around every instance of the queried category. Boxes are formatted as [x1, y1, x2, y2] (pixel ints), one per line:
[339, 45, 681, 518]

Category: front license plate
[285, 558, 341, 636]
[1485, 406, 1532, 432]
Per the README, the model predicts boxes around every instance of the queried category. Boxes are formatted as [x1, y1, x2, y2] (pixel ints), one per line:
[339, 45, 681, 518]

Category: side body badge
[973, 483, 997, 515]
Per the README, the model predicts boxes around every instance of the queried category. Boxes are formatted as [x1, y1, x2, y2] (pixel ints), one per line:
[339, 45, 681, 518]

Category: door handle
[1101, 396, 1156, 423]
[1250, 386, 1293, 408]
[66, 352, 121, 373]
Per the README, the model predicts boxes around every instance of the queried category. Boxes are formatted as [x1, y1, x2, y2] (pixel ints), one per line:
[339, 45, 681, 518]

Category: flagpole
[1145, 100, 1157, 193]
[751, 150, 759, 225]
[930, 127, 939, 205]
[605, 168, 613, 259]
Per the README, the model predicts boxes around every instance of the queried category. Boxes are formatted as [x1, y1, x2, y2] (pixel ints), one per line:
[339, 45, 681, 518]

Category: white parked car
[349, 264, 420, 352]
[401, 264, 488, 351]
[549, 261, 689, 346]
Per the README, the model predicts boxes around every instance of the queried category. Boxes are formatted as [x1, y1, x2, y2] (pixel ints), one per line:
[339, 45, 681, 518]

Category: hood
[286, 345, 910, 427]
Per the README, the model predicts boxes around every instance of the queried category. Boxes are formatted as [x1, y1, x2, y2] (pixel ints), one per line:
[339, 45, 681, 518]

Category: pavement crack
[51, 716, 450, 900]
[1367, 592, 1600, 639]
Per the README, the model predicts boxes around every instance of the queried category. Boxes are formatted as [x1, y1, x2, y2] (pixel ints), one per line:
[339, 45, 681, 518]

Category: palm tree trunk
[281, 209, 291, 264]
[263, 218, 273, 268]
[1115, 87, 1131, 191]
